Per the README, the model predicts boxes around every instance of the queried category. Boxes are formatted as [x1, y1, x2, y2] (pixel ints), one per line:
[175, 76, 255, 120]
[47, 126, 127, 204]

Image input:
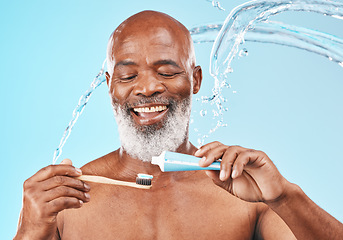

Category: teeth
[133, 105, 167, 113]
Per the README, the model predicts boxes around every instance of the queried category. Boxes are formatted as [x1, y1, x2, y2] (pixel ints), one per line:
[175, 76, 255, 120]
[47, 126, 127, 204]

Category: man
[15, 10, 343, 239]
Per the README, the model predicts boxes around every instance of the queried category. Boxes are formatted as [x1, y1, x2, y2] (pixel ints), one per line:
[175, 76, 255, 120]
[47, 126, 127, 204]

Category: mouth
[131, 104, 169, 125]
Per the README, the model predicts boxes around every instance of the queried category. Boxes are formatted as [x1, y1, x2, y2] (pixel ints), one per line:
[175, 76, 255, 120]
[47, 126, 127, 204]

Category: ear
[192, 66, 202, 94]
[105, 72, 111, 87]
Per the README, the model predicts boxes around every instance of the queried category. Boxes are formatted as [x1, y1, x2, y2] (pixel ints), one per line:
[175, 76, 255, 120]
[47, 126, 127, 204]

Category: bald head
[104, 11, 203, 160]
[106, 10, 195, 76]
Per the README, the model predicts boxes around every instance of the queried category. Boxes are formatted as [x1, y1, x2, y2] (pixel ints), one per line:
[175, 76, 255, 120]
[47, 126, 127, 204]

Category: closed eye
[120, 75, 137, 81]
[158, 72, 183, 78]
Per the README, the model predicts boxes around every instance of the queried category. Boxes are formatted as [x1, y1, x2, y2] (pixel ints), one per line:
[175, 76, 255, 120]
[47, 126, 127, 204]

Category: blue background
[1, 0, 342, 238]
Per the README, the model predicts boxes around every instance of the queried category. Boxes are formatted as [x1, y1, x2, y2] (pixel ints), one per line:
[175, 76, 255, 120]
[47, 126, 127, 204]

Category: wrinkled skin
[15, 10, 342, 240]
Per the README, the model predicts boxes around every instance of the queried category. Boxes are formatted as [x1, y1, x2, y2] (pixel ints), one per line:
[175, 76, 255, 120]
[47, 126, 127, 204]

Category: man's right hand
[14, 159, 90, 240]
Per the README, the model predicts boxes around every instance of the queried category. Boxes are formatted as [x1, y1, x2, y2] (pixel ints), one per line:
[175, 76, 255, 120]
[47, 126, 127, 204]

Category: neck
[106, 140, 198, 183]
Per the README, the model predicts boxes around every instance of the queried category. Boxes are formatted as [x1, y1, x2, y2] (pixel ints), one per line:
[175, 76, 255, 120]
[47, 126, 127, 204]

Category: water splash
[52, 0, 343, 163]
[211, 0, 343, 90]
[52, 60, 107, 164]
[190, 21, 343, 64]
[190, 0, 343, 145]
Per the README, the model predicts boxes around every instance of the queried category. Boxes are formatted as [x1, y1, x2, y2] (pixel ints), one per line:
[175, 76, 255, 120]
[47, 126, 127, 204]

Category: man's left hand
[195, 142, 290, 203]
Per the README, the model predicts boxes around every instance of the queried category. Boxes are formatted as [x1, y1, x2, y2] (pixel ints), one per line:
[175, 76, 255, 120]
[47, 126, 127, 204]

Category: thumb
[60, 158, 73, 165]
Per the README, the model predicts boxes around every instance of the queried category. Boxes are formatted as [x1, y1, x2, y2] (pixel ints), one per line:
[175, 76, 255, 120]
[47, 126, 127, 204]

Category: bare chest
[60, 183, 257, 240]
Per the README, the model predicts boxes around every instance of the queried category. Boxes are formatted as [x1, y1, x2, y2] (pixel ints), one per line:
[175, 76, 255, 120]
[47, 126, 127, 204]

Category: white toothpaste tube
[151, 151, 221, 172]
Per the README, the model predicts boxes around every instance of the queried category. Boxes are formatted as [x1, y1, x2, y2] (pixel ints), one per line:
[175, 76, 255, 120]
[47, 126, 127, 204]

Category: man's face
[107, 26, 195, 128]
[105, 19, 202, 161]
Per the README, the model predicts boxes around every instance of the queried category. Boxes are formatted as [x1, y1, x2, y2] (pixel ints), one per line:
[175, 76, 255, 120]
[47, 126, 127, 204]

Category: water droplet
[221, 81, 231, 88]
[224, 67, 233, 74]
[197, 138, 202, 146]
[213, 110, 219, 117]
[219, 96, 228, 102]
[208, 0, 225, 11]
[239, 48, 248, 57]
[200, 110, 207, 116]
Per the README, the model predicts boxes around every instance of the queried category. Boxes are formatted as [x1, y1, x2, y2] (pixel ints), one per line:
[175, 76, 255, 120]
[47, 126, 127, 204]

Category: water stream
[191, 0, 343, 145]
[52, 0, 343, 164]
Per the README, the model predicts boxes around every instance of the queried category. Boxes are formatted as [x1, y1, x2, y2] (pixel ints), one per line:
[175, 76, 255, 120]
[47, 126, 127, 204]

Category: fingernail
[79, 200, 84, 206]
[219, 170, 226, 181]
[84, 193, 90, 199]
[75, 168, 82, 174]
[232, 169, 238, 179]
[199, 157, 206, 165]
[195, 149, 202, 156]
[84, 183, 90, 190]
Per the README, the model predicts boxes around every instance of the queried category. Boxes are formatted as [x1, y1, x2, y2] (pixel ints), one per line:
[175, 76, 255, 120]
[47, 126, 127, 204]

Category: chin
[113, 95, 192, 162]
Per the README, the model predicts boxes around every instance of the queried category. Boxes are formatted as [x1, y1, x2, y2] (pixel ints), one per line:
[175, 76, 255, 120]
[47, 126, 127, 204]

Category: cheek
[109, 83, 133, 103]
[166, 77, 192, 97]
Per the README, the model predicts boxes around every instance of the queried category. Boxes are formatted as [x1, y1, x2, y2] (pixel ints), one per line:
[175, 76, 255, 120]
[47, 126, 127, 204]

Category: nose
[132, 72, 165, 97]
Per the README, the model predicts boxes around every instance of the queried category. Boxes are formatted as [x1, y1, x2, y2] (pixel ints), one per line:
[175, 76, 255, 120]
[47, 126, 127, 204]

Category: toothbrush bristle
[136, 177, 152, 186]
[136, 174, 153, 186]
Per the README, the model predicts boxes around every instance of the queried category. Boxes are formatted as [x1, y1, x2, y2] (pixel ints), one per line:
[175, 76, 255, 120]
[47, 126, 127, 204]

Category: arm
[255, 205, 296, 240]
[264, 182, 343, 239]
[14, 159, 91, 240]
[195, 142, 343, 239]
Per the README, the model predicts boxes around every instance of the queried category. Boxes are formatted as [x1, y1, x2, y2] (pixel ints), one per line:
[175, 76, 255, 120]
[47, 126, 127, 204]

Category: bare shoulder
[80, 150, 120, 176]
[56, 150, 120, 237]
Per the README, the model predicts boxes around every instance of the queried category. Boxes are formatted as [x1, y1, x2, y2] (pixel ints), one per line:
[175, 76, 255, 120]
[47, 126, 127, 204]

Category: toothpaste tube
[151, 151, 221, 172]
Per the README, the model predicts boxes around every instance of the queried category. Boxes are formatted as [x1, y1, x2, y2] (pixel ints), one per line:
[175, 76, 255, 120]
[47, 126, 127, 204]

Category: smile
[133, 105, 167, 113]
[131, 104, 169, 125]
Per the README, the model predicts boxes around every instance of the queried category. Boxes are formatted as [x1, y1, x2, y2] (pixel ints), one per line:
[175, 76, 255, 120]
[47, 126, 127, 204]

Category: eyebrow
[114, 60, 137, 68]
[114, 59, 182, 69]
[153, 59, 181, 68]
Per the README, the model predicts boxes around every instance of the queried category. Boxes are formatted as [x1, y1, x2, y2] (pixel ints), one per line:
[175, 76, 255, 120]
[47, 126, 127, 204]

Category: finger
[28, 164, 82, 183]
[231, 150, 260, 179]
[198, 145, 228, 167]
[60, 158, 72, 165]
[205, 170, 220, 183]
[205, 170, 231, 191]
[220, 145, 247, 181]
[44, 186, 90, 203]
[42, 175, 90, 192]
[194, 141, 223, 157]
[48, 197, 85, 215]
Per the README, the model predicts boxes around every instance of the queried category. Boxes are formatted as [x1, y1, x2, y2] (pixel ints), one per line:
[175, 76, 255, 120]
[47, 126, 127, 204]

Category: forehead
[111, 26, 189, 65]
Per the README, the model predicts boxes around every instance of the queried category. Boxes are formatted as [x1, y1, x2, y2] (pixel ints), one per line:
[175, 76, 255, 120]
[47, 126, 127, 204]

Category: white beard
[112, 96, 192, 162]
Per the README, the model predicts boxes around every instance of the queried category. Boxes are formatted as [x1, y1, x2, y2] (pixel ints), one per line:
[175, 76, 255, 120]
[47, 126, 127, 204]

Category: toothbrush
[75, 173, 153, 189]
[152, 151, 221, 172]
